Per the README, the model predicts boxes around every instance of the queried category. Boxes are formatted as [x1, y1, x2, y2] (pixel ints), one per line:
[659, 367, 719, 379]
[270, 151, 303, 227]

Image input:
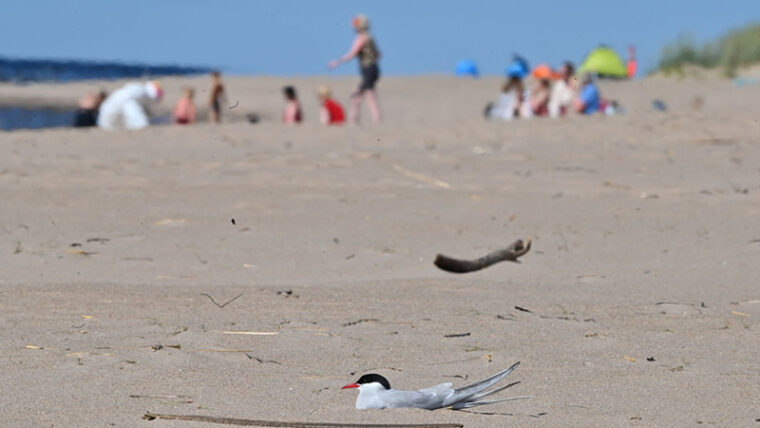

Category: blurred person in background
[329, 14, 382, 124]
[282, 85, 302, 124]
[172, 87, 196, 125]
[209, 71, 226, 123]
[574, 73, 600, 115]
[549, 61, 576, 117]
[73, 90, 106, 127]
[317, 85, 345, 125]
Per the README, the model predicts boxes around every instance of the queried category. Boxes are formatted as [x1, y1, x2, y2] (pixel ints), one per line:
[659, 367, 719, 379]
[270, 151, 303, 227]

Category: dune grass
[658, 23, 760, 77]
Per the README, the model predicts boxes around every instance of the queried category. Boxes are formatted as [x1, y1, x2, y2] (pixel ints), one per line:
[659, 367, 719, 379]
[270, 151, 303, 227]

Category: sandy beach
[1, 75, 759, 427]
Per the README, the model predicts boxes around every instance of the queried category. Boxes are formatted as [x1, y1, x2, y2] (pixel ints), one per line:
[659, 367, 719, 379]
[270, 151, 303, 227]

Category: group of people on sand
[486, 56, 616, 121]
[280, 84, 346, 125]
[170, 71, 226, 125]
[73, 71, 226, 130]
[280, 14, 381, 126]
[74, 13, 382, 131]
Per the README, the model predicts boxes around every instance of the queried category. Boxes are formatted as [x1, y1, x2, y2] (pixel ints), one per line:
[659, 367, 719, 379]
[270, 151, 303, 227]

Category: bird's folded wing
[443, 361, 520, 407]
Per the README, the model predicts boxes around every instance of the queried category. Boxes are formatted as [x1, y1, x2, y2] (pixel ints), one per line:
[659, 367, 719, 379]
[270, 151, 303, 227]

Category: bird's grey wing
[382, 383, 454, 410]
[442, 361, 520, 407]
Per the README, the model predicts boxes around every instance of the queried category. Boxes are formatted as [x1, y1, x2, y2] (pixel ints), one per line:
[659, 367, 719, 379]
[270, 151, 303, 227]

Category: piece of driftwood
[142, 412, 463, 427]
[434, 240, 531, 273]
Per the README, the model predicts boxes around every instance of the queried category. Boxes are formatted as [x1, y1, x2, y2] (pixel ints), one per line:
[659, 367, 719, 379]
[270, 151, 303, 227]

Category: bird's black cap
[356, 373, 391, 389]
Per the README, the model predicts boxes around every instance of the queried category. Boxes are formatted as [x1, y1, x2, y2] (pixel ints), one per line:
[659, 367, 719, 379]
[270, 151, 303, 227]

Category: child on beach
[317, 85, 345, 125]
[328, 14, 381, 124]
[209, 71, 225, 123]
[282, 86, 302, 124]
[172, 87, 196, 125]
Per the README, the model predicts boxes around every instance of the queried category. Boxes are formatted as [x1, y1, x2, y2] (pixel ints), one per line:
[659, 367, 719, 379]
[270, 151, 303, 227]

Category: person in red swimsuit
[317, 85, 345, 125]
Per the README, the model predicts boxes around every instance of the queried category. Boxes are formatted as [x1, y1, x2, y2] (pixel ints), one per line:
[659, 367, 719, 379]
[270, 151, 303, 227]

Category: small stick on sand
[201, 292, 243, 308]
[434, 239, 531, 273]
[142, 412, 464, 427]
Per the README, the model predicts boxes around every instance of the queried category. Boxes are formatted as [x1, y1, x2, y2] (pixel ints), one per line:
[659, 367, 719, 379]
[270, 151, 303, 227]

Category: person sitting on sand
[317, 85, 345, 125]
[328, 14, 382, 124]
[172, 87, 196, 125]
[209, 71, 225, 123]
[282, 86, 302, 124]
[73, 90, 107, 127]
[97, 81, 163, 130]
[485, 75, 526, 120]
[549, 61, 576, 118]
[574, 73, 600, 115]
[529, 78, 551, 117]
[485, 56, 531, 120]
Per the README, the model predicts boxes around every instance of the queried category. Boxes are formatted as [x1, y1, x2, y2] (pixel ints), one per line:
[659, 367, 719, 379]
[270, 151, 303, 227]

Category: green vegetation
[658, 23, 760, 77]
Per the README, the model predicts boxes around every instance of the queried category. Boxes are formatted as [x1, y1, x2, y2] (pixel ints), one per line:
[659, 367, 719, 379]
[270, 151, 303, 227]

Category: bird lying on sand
[342, 361, 526, 410]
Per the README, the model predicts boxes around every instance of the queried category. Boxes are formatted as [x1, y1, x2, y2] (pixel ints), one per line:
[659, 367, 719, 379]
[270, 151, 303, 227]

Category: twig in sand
[444, 332, 471, 338]
[130, 394, 192, 401]
[245, 353, 281, 364]
[342, 318, 379, 327]
[434, 239, 531, 273]
[201, 292, 243, 308]
[143, 412, 463, 427]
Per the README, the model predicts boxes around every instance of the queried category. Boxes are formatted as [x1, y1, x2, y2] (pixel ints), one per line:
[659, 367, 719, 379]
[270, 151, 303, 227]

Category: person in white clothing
[97, 81, 163, 130]
[548, 62, 576, 118]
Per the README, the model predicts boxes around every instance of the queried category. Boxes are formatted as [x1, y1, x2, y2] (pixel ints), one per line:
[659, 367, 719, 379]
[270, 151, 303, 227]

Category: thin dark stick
[201, 292, 244, 308]
[142, 412, 463, 427]
[434, 239, 531, 273]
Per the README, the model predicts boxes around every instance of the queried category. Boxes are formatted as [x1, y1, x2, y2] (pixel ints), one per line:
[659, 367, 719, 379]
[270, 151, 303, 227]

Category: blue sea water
[0, 106, 76, 131]
[0, 57, 210, 83]
[0, 57, 210, 130]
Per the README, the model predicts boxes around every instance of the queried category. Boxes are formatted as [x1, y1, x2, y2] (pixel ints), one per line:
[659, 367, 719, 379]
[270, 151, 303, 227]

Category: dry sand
[1, 75, 759, 427]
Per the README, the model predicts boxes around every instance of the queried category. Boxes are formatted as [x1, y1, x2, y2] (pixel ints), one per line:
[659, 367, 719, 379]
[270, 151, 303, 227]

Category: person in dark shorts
[209, 71, 225, 123]
[73, 91, 106, 127]
[329, 14, 382, 124]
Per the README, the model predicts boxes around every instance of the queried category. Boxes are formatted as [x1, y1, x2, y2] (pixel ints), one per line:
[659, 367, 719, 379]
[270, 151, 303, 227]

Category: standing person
[627, 45, 637, 79]
[328, 14, 381, 124]
[549, 61, 576, 118]
[172, 87, 196, 125]
[282, 86, 302, 124]
[209, 71, 225, 123]
[317, 85, 345, 125]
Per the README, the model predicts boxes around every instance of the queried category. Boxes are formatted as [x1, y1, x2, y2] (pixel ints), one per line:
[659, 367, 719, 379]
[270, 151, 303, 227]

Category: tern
[342, 361, 524, 410]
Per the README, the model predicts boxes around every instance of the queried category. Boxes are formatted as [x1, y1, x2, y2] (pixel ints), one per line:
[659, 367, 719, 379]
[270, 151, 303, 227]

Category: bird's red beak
[341, 383, 359, 389]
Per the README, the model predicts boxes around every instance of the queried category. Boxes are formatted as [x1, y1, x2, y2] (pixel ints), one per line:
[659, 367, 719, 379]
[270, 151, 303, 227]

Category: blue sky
[3, 1, 758, 76]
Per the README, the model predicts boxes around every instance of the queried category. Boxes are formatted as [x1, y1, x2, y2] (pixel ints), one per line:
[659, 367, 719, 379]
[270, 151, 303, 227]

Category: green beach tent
[579, 46, 627, 78]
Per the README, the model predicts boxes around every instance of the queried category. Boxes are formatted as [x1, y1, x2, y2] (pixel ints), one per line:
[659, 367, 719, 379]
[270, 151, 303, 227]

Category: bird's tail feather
[451, 395, 532, 410]
[443, 361, 520, 408]
[467, 381, 521, 402]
